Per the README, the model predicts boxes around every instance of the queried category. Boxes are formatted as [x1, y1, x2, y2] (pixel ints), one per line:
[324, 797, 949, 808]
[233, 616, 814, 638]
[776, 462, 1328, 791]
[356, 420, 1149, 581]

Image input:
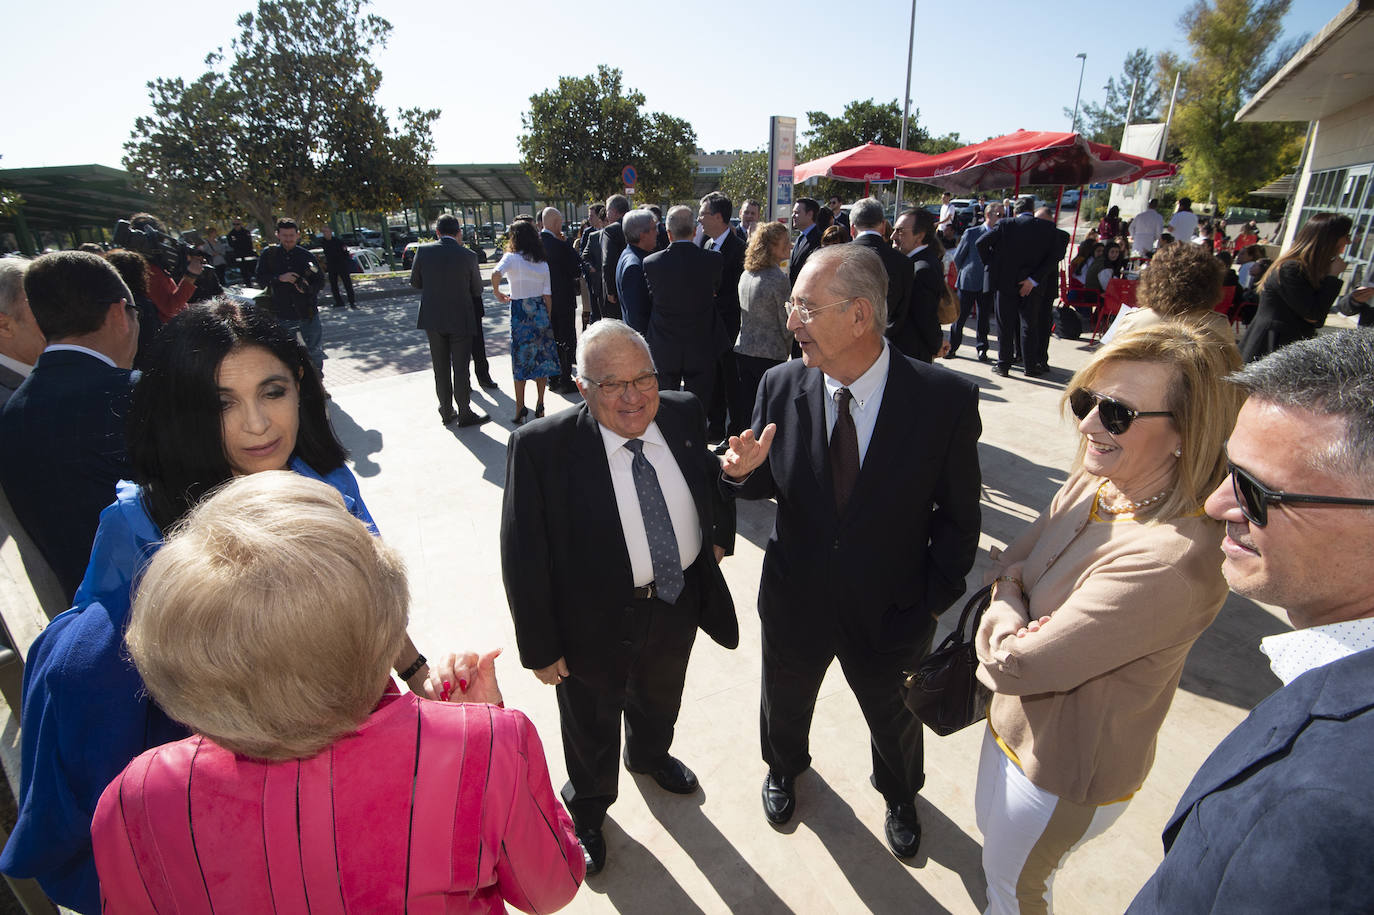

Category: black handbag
[902, 584, 994, 736]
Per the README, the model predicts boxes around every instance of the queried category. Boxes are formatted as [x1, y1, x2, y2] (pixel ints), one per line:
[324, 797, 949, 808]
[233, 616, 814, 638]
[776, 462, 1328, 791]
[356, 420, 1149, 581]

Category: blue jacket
[616, 244, 651, 333]
[952, 223, 991, 292]
[0, 458, 374, 913]
[1128, 647, 1374, 913]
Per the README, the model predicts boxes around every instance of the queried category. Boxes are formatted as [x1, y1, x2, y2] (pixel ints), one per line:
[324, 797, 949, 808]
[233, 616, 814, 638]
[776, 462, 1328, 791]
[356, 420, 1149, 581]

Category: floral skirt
[509, 295, 559, 381]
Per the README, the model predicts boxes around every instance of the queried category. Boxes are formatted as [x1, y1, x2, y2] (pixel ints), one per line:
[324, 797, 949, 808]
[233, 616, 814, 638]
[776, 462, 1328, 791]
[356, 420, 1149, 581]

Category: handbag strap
[933, 583, 995, 653]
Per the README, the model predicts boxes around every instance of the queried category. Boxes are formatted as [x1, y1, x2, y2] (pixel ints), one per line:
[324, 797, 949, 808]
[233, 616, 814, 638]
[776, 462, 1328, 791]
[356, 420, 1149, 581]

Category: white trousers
[974, 727, 1130, 915]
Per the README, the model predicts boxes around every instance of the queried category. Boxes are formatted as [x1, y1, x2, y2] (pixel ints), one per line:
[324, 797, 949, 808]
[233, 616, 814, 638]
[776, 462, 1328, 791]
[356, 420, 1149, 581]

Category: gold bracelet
[993, 575, 1024, 595]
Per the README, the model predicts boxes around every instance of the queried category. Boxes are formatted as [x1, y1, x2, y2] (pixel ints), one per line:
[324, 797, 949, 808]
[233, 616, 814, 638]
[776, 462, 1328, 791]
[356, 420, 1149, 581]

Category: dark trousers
[557, 575, 700, 831]
[472, 313, 492, 383]
[735, 352, 782, 429]
[996, 288, 1042, 371]
[328, 268, 355, 306]
[659, 366, 714, 417]
[425, 329, 473, 418]
[760, 620, 933, 804]
[951, 289, 993, 355]
[551, 299, 576, 382]
[706, 349, 744, 441]
[1034, 296, 1053, 368]
[586, 270, 603, 324]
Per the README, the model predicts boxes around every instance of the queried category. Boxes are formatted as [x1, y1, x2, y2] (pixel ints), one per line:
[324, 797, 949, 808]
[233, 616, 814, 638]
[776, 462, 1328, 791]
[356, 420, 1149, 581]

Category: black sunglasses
[1227, 460, 1374, 527]
[1068, 388, 1173, 436]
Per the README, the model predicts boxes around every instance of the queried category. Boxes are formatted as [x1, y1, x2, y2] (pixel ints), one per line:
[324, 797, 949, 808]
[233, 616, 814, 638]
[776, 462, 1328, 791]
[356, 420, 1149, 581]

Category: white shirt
[708, 228, 731, 250]
[1168, 209, 1199, 242]
[494, 252, 551, 300]
[1260, 618, 1374, 686]
[43, 343, 116, 368]
[599, 419, 702, 587]
[938, 203, 955, 228]
[0, 352, 32, 378]
[821, 340, 891, 466]
[854, 229, 882, 241]
[1130, 208, 1165, 254]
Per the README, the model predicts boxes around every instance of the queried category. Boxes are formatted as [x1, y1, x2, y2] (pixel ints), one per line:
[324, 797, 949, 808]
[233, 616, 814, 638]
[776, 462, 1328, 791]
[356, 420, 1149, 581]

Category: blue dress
[0, 457, 375, 914]
[510, 294, 560, 381]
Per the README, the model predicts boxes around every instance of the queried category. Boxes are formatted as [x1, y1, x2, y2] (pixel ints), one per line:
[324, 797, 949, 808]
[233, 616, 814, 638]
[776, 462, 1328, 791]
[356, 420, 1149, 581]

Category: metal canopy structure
[1, 164, 157, 253]
[1236, 0, 1374, 123]
[429, 164, 542, 205]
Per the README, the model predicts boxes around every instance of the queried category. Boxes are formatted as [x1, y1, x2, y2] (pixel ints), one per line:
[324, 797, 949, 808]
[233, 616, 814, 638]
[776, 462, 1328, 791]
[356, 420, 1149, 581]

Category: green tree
[799, 99, 953, 201]
[1065, 49, 1164, 144]
[718, 149, 768, 209]
[519, 67, 697, 204]
[123, 0, 438, 229]
[1169, 0, 1307, 207]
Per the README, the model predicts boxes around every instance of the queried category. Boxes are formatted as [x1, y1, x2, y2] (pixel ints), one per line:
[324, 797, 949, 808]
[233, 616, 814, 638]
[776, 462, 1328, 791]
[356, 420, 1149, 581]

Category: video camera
[113, 219, 199, 275]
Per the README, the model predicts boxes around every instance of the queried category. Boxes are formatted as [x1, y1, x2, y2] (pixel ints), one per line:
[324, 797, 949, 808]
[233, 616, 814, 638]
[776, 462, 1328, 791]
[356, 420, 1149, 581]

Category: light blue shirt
[821, 340, 891, 466]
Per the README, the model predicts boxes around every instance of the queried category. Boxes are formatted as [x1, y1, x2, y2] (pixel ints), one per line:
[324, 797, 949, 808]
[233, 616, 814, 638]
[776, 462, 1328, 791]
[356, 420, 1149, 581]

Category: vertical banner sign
[767, 116, 797, 225]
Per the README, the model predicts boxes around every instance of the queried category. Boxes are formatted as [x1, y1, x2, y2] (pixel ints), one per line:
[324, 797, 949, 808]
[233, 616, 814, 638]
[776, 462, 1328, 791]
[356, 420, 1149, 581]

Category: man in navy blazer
[1128, 331, 1374, 913]
[723, 244, 981, 860]
[847, 198, 915, 369]
[615, 209, 657, 335]
[410, 214, 491, 427]
[643, 206, 723, 410]
[540, 207, 582, 393]
[976, 198, 1061, 378]
[787, 197, 822, 287]
[949, 202, 1001, 361]
[0, 251, 138, 600]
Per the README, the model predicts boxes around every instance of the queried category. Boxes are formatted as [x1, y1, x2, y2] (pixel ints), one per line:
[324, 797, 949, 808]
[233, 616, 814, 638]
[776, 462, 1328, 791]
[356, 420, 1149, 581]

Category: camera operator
[185, 250, 223, 304]
[129, 212, 202, 323]
[227, 218, 256, 284]
[254, 217, 326, 378]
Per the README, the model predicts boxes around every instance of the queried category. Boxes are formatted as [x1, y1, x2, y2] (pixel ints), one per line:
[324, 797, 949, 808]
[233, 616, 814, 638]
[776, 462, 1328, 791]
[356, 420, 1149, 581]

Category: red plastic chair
[1091, 278, 1137, 344]
[1215, 286, 1239, 326]
[946, 261, 958, 290]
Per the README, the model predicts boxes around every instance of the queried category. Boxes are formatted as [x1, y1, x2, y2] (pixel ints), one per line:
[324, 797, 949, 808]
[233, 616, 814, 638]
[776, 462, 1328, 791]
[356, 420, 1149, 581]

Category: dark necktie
[705, 238, 716, 251]
[624, 439, 685, 603]
[830, 388, 860, 514]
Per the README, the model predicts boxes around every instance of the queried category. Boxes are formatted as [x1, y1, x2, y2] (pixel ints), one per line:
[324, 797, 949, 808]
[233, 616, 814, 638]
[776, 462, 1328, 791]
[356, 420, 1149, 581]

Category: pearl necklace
[1097, 481, 1170, 514]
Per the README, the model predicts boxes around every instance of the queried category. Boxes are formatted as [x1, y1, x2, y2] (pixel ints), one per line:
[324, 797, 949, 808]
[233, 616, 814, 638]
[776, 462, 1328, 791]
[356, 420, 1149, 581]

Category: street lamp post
[1070, 52, 1087, 134]
[894, 0, 917, 208]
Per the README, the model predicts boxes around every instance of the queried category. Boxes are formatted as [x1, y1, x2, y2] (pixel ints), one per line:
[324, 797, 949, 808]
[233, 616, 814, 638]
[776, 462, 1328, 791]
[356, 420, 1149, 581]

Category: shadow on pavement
[583, 817, 705, 914]
[1180, 591, 1286, 710]
[914, 793, 988, 912]
[328, 401, 384, 477]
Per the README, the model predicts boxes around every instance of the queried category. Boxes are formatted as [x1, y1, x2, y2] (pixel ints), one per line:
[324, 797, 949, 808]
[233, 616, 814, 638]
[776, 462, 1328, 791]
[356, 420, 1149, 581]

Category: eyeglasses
[1227, 460, 1374, 527]
[784, 296, 854, 324]
[588, 372, 658, 399]
[1068, 388, 1173, 436]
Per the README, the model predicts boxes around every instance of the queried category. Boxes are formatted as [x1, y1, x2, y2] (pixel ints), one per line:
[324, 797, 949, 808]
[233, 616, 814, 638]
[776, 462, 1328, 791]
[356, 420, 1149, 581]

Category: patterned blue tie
[624, 439, 685, 604]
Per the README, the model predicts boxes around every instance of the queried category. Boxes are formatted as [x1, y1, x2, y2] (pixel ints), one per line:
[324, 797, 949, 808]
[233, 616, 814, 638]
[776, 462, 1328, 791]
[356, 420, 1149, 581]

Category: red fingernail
[443, 680, 452, 692]
[440, 688, 450, 701]
[459, 679, 469, 691]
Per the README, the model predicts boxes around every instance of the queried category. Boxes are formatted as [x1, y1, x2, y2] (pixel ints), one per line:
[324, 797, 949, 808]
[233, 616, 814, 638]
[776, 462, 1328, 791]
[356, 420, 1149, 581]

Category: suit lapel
[794, 368, 831, 506]
[568, 407, 635, 586]
[656, 400, 711, 550]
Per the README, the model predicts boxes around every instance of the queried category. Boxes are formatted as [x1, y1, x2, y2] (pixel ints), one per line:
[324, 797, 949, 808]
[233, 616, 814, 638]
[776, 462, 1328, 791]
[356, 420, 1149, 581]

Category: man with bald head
[541, 207, 581, 392]
[722, 244, 982, 859]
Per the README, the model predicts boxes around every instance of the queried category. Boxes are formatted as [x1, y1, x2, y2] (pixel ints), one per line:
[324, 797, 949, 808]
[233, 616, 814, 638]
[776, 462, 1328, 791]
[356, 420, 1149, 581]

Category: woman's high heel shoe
[534, 402, 545, 419]
[513, 406, 529, 424]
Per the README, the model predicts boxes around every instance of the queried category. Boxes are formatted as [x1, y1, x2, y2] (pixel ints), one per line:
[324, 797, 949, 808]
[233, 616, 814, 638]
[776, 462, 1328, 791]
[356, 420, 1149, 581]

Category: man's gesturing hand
[535, 657, 570, 686]
[720, 423, 777, 480]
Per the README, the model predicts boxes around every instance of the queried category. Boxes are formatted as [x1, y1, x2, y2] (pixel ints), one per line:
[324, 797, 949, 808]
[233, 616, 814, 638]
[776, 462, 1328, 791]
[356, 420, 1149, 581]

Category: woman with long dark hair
[3, 299, 432, 913]
[1240, 212, 1351, 362]
[492, 219, 556, 421]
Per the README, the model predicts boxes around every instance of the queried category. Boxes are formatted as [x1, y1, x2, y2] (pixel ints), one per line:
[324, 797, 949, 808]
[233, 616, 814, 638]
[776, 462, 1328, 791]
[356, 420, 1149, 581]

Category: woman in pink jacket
[91, 472, 584, 913]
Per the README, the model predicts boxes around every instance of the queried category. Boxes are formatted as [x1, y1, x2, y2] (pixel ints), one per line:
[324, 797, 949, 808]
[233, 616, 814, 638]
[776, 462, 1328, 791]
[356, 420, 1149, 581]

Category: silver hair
[623, 209, 657, 246]
[1230, 330, 1374, 479]
[850, 197, 885, 230]
[606, 194, 630, 218]
[804, 244, 888, 333]
[0, 259, 30, 317]
[666, 205, 695, 240]
[575, 319, 655, 381]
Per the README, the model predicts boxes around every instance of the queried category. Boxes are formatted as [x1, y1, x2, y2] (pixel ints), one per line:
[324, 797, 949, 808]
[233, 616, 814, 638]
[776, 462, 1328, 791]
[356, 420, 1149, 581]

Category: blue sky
[4, 0, 1346, 170]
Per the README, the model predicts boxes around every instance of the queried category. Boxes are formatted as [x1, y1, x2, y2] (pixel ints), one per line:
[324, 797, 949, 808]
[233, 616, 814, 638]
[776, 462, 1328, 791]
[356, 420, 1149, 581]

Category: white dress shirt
[821, 340, 891, 466]
[0, 352, 33, 379]
[1260, 618, 1374, 686]
[43, 344, 116, 368]
[708, 228, 731, 250]
[599, 419, 702, 587]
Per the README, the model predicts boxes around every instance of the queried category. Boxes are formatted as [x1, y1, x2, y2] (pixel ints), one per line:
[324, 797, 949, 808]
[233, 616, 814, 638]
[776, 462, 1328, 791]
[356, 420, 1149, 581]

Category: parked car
[1060, 189, 1081, 208]
[461, 224, 478, 239]
[402, 241, 423, 270]
[347, 247, 389, 274]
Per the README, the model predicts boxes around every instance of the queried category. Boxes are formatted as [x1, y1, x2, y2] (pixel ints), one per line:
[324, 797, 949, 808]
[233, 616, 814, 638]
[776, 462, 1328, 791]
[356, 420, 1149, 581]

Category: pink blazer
[92, 689, 584, 913]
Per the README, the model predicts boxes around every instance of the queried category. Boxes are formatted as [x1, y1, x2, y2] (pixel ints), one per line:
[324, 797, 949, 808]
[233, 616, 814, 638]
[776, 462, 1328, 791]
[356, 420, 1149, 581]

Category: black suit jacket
[976, 213, 1061, 298]
[707, 230, 747, 343]
[727, 352, 981, 653]
[788, 225, 821, 286]
[600, 220, 627, 309]
[852, 233, 916, 358]
[540, 229, 580, 313]
[642, 241, 723, 374]
[0, 349, 135, 599]
[905, 246, 947, 362]
[501, 392, 737, 673]
[410, 237, 483, 333]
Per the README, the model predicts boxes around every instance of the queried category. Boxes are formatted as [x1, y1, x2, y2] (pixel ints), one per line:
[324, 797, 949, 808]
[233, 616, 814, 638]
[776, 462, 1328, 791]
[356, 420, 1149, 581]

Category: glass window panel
[1350, 175, 1367, 212]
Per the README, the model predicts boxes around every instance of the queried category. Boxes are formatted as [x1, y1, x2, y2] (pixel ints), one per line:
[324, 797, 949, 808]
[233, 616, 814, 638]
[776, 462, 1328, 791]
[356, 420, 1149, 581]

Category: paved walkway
[313, 282, 1349, 913]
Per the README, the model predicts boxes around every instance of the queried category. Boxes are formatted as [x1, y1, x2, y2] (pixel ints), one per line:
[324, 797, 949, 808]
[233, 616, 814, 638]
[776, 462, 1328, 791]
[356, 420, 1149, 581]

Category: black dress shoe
[478, 376, 500, 389]
[625, 755, 699, 795]
[884, 802, 921, 859]
[1025, 364, 1049, 378]
[762, 770, 796, 825]
[577, 827, 606, 875]
[992, 365, 1011, 377]
[455, 412, 491, 428]
[439, 411, 458, 426]
[977, 350, 990, 363]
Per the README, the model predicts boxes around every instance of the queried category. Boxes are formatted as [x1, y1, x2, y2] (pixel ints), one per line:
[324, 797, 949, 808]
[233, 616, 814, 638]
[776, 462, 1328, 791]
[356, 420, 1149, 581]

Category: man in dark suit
[540, 207, 582, 393]
[949, 202, 1002, 361]
[502, 319, 737, 876]
[698, 191, 746, 446]
[1032, 207, 1071, 372]
[643, 206, 723, 411]
[828, 196, 850, 235]
[615, 209, 657, 334]
[0, 260, 47, 407]
[578, 204, 606, 325]
[319, 225, 356, 308]
[599, 194, 631, 321]
[722, 244, 981, 859]
[890, 207, 947, 362]
[976, 197, 1062, 378]
[788, 197, 822, 287]
[410, 214, 491, 428]
[848, 197, 915, 361]
[0, 251, 139, 600]
[1128, 331, 1374, 913]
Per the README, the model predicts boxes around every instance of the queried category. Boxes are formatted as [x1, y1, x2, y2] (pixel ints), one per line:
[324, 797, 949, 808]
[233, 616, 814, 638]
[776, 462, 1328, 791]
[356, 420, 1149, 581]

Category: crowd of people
[0, 181, 1370, 914]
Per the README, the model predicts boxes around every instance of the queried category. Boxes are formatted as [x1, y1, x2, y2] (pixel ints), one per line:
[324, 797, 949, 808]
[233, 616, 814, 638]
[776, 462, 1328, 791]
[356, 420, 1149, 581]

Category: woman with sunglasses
[972, 322, 1244, 914]
[1239, 211, 1351, 362]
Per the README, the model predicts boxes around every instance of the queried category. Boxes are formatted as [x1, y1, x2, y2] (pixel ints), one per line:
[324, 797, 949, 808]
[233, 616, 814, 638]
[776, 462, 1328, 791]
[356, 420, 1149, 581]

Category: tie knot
[625, 438, 645, 456]
[835, 388, 853, 409]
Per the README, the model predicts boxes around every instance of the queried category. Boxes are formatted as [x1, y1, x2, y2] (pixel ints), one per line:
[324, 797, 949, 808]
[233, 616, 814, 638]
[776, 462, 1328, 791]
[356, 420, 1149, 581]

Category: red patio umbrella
[892, 129, 1176, 196]
[793, 142, 931, 195]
